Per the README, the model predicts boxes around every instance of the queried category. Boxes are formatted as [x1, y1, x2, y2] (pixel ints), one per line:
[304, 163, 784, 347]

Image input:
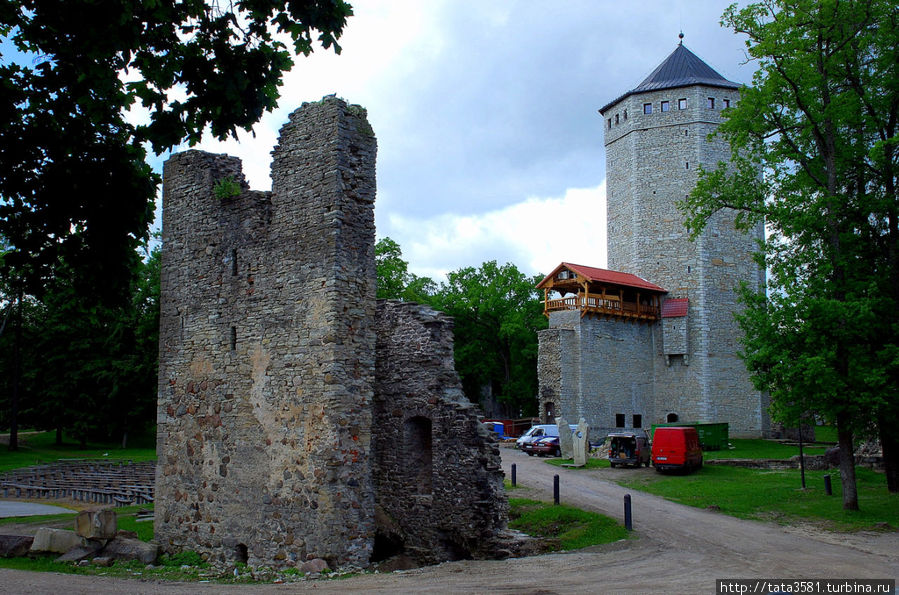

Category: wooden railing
[544, 293, 660, 320]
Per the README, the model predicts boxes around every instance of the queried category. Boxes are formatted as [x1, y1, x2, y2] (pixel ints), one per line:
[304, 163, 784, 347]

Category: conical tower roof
[600, 41, 740, 114]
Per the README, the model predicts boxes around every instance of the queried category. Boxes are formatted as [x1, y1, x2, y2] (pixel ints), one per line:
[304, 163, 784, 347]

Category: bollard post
[511, 463, 517, 487]
[624, 494, 633, 531]
[553, 474, 560, 505]
[823, 474, 832, 496]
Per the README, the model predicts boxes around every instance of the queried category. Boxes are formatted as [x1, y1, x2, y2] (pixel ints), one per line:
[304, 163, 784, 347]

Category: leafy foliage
[374, 238, 546, 416]
[0, 0, 351, 302]
[0, 243, 161, 445]
[374, 237, 435, 302]
[429, 261, 547, 416]
[0, 0, 351, 448]
[681, 0, 899, 506]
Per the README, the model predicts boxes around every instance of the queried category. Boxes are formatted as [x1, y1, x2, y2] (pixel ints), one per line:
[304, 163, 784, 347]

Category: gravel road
[1, 446, 896, 594]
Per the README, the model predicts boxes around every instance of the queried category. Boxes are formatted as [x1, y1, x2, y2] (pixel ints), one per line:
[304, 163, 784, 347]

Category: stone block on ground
[100, 536, 159, 565]
[0, 535, 34, 558]
[30, 528, 85, 554]
[55, 541, 104, 563]
[300, 558, 329, 574]
[75, 509, 117, 540]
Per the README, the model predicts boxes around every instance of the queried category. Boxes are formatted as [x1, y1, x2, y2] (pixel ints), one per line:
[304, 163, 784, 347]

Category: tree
[430, 261, 547, 417]
[373, 239, 546, 416]
[1, 1, 351, 449]
[375, 237, 436, 302]
[681, 0, 899, 508]
[0, 0, 351, 300]
[1, 241, 161, 447]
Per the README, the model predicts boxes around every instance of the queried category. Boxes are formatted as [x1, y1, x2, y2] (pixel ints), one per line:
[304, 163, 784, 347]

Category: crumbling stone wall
[156, 97, 377, 568]
[372, 300, 508, 565]
[156, 97, 508, 569]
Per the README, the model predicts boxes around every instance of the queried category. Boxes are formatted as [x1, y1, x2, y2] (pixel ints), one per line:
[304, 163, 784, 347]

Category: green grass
[0, 430, 156, 472]
[616, 465, 898, 531]
[545, 457, 610, 469]
[508, 497, 629, 551]
[708, 439, 830, 460]
[0, 512, 76, 528]
[114, 505, 155, 542]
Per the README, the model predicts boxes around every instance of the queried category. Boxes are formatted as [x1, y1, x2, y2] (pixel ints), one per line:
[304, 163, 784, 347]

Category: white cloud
[386, 182, 607, 281]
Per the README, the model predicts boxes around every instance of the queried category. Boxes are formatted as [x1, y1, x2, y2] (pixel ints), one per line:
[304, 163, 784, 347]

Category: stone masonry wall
[156, 97, 377, 568]
[157, 97, 509, 569]
[541, 311, 656, 438]
[603, 83, 767, 437]
[372, 300, 508, 565]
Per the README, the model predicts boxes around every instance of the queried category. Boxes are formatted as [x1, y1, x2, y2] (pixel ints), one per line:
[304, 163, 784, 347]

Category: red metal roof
[661, 298, 689, 318]
[537, 262, 666, 293]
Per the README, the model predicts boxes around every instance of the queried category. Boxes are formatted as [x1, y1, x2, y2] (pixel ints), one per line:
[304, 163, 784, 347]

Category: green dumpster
[650, 422, 728, 451]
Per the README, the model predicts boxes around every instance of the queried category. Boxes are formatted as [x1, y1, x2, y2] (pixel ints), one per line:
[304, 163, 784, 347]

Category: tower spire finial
[678, 31, 684, 45]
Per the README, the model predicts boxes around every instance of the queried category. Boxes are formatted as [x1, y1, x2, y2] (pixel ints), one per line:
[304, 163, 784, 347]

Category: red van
[651, 427, 703, 473]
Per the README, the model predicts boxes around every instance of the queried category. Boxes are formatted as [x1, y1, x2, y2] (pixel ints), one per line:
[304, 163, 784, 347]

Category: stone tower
[156, 97, 509, 569]
[598, 40, 767, 433]
[156, 97, 378, 567]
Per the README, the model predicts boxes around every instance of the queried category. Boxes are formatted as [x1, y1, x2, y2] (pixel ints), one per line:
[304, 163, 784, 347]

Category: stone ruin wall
[156, 96, 508, 569]
[373, 300, 508, 564]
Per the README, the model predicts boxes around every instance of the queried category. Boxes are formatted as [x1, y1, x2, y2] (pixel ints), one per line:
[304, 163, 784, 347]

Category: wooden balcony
[544, 292, 660, 321]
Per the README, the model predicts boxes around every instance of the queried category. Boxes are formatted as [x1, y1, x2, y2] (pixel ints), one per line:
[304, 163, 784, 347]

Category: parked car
[651, 426, 703, 473]
[607, 431, 651, 468]
[516, 424, 580, 456]
[524, 435, 561, 457]
[517, 424, 559, 455]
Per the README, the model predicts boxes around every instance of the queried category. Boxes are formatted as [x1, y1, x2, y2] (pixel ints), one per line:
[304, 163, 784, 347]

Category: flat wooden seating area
[0, 460, 155, 507]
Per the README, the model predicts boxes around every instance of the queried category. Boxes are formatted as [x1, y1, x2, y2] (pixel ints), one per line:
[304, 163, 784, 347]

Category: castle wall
[156, 97, 378, 567]
[372, 301, 508, 564]
[156, 97, 509, 570]
[541, 311, 656, 438]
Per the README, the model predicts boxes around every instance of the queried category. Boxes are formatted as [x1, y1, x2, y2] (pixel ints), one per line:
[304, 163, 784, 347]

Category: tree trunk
[8, 292, 21, 452]
[879, 414, 899, 493]
[55, 426, 62, 446]
[836, 411, 859, 510]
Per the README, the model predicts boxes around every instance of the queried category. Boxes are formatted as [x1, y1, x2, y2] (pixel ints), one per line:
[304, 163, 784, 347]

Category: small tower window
[623, 109, 628, 120]
[230, 249, 238, 276]
[615, 114, 619, 124]
[633, 414, 643, 429]
[661, 101, 670, 112]
[667, 413, 679, 423]
[707, 97, 715, 109]
[230, 326, 237, 351]
[643, 103, 652, 115]
[615, 413, 626, 428]
[685, 161, 689, 169]
[723, 98, 731, 109]
[678, 98, 687, 110]
[607, 118, 612, 129]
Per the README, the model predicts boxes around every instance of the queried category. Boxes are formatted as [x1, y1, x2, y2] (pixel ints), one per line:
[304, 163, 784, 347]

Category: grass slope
[509, 498, 628, 550]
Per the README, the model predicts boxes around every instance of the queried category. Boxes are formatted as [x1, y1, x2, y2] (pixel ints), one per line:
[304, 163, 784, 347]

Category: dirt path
[1, 447, 896, 594]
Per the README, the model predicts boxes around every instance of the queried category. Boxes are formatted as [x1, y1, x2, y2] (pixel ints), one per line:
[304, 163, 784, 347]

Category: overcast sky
[183, 0, 755, 281]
